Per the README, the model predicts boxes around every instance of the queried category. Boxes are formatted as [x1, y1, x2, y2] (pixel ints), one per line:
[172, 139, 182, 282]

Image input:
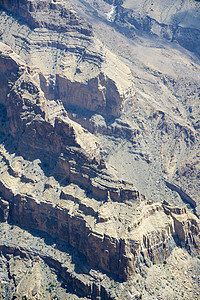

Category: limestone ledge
[0, 167, 199, 280]
[0, 41, 143, 204]
[163, 200, 200, 251]
[0, 0, 134, 117]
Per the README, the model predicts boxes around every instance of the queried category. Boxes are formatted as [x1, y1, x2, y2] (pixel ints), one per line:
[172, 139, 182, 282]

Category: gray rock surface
[0, 0, 200, 299]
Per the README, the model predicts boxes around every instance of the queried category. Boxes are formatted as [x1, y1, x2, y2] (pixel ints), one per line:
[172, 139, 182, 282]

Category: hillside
[0, 0, 200, 299]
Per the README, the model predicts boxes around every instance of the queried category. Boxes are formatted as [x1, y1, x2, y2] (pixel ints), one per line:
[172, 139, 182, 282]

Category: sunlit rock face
[0, 0, 200, 299]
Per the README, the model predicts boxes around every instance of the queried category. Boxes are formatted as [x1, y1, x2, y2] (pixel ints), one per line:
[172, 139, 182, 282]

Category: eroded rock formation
[0, 42, 199, 285]
[0, 0, 200, 299]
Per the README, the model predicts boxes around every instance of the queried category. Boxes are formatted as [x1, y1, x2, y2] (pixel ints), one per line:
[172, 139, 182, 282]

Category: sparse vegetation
[47, 286, 53, 293]
[47, 282, 56, 294]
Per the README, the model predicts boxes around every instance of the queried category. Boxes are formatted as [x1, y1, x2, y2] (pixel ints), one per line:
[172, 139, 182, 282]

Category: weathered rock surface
[0, 0, 133, 117]
[67, 0, 200, 210]
[0, 42, 199, 285]
[0, 0, 200, 299]
[0, 198, 9, 221]
[121, 0, 200, 55]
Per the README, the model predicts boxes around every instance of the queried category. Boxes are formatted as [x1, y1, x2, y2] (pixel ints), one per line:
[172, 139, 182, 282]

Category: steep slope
[67, 0, 200, 214]
[0, 0, 200, 299]
[0, 42, 199, 299]
[1, 0, 200, 210]
[0, 0, 133, 116]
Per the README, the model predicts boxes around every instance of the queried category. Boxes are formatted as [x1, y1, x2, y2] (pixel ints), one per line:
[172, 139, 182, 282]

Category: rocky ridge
[1, 223, 199, 299]
[0, 0, 133, 116]
[68, 0, 200, 211]
[1, 0, 200, 209]
[0, 40, 199, 296]
[0, 0, 200, 299]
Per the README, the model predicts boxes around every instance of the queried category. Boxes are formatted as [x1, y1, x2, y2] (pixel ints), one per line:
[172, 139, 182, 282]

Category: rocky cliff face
[60, 0, 200, 213]
[0, 0, 133, 117]
[0, 41, 199, 298]
[114, 0, 200, 56]
[0, 0, 200, 299]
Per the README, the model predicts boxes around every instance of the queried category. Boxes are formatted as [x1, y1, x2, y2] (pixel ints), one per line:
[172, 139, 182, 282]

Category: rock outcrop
[0, 198, 9, 222]
[0, 42, 199, 284]
[113, 0, 200, 56]
[0, 0, 134, 117]
[0, 0, 200, 299]
[163, 201, 200, 253]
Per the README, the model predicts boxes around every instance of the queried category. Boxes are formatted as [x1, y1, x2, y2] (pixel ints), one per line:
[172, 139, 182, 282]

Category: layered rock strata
[0, 0, 133, 117]
[68, 0, 200, 210]
[0, 42, 199, 284]
[0, 168, 199, 282]
[0, 1, 200, 298]
[0, 223, 115, 300]
[113, 0, 200, 56]
[1, 0, 200, 212]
